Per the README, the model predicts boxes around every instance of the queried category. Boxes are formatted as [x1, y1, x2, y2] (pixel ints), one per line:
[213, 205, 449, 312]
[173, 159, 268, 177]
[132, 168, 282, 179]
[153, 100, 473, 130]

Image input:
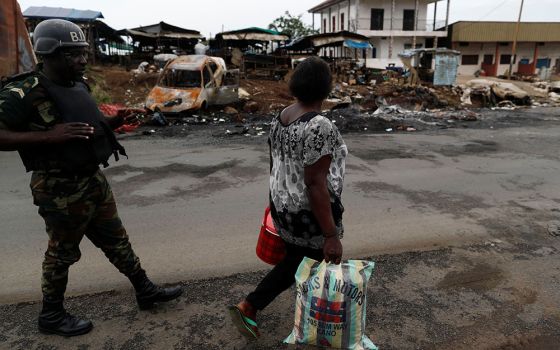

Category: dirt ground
[2, 238, 559, 350]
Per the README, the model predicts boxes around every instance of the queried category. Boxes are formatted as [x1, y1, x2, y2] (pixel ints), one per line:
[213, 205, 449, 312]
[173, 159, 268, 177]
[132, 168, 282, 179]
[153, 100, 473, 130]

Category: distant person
[0, 19, 182, 337]
[229, 57, 347, 338]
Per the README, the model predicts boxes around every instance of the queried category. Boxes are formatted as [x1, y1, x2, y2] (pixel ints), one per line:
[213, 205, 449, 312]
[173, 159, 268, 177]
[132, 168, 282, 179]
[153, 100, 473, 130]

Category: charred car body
[145, 55, 239, 114]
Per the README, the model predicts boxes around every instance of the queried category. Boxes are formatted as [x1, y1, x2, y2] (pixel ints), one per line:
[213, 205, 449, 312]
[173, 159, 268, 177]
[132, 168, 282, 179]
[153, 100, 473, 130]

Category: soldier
[0, 19, 182, 337]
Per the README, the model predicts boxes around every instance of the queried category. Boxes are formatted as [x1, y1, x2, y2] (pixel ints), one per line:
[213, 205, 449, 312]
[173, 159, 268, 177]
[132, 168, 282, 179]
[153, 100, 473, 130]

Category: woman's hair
[289, 56, 332, 104]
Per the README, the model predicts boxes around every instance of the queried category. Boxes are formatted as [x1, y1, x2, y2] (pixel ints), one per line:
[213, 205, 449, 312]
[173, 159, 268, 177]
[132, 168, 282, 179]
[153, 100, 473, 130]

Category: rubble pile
[91, 64, 560, 139]
[530, 80, 560, 105]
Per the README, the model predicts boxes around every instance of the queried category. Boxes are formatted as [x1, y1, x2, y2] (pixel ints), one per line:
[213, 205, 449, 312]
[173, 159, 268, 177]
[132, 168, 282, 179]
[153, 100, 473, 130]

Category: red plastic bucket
[256, 206, 286, 265]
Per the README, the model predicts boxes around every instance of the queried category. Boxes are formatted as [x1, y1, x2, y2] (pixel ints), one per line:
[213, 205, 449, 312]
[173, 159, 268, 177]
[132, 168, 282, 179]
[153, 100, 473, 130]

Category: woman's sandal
[228, 305, 260, 339]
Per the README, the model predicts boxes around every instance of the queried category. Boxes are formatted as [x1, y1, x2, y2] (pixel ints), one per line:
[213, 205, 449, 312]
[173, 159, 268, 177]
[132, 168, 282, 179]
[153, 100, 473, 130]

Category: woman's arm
[305, 155, 343, 264]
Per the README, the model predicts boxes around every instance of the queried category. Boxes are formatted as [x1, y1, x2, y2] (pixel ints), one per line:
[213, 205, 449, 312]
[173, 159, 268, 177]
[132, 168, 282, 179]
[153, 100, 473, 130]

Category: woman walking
[229, 57, 348, 339]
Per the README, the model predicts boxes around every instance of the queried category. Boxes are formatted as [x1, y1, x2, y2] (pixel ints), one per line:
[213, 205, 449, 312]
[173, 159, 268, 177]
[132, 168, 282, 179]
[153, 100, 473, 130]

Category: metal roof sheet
[216, 27, 289, 41]
[23, 6, 103, 21]
[451, 21, 560, 42]
[130, 21, 200, 35]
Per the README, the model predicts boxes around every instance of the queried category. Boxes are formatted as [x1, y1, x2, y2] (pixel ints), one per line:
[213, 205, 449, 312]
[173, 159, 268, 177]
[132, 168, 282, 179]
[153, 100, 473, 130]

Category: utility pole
[508, 0, 524, 80]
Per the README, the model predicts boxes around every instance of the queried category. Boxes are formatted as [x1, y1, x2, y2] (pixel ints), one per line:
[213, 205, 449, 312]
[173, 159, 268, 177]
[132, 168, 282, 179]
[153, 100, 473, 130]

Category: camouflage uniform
[0, 73, 143, 300]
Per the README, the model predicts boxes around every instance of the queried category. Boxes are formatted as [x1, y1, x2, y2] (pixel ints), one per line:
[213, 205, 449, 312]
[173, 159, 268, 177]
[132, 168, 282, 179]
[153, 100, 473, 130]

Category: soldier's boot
[38, 297, 93, 336]
[128, 270, 183, 310]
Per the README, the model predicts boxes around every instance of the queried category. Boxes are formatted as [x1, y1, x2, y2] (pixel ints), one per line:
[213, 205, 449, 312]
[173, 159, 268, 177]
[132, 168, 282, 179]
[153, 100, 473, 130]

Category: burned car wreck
[145, 55, 239, 114]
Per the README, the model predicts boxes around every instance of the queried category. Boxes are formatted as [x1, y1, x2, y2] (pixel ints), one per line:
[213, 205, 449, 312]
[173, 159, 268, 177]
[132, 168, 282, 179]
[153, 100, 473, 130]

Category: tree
[269, 11, 318, 40]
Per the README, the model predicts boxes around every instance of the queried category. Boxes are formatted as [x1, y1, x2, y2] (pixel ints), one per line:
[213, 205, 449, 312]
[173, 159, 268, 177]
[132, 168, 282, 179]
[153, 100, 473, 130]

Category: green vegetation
[269, 11, 318, 40]
[86, 67, 112, 104]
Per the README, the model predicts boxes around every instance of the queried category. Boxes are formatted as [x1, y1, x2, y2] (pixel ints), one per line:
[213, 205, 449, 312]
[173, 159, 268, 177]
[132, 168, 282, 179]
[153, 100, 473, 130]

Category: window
[341, 13, 345, 31]
[483, 55, 494, 64]
[160, 69, 202, 88]
[332, 16, 336, 32]
[536, 58, 551, 68]
[459, 42, 469, 47]
[403, 9, 415, 31]
[372, 47, 377, 58]
[461, 55, 479, 65]
[323, 18, 326, 33]
[370, 9, 384, 30]
[500, 54, 515, 64]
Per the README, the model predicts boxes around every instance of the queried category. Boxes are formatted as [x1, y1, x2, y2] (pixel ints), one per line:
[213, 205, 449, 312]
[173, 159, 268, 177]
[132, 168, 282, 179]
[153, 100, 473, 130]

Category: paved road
[1, 109, 560, 304]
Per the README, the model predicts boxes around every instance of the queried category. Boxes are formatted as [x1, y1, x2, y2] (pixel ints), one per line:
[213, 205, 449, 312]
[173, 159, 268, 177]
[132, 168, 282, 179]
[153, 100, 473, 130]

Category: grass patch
[86, 67, 113, 104]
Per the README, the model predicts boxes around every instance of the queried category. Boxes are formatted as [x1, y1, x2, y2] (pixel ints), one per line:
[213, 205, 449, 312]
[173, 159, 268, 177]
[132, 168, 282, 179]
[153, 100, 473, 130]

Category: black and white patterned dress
[269, 112, 347, 249]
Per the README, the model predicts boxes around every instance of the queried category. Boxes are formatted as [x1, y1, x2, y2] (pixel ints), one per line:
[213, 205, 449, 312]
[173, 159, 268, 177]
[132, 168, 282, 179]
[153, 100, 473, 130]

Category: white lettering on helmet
[69, 31, 85, 42]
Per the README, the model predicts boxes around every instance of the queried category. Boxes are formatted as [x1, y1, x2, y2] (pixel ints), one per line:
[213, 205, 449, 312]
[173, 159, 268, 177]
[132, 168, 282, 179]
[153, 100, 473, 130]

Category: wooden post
[89, 23, 96, 65]
[508, 0, 524, 79]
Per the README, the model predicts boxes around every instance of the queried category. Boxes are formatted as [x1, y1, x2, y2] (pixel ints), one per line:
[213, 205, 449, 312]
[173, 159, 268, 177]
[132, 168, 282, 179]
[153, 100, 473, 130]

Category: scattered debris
[548, 222, 560, 237]
[243, 101, 259, 113]
[223, 106, 239, 115]
[461, 79, 533, 107]
[238, 88, 251, 99]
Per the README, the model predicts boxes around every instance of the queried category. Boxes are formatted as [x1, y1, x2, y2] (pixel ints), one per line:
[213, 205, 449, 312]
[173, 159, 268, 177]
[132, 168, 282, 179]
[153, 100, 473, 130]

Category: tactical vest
[20, 74, 126, 173]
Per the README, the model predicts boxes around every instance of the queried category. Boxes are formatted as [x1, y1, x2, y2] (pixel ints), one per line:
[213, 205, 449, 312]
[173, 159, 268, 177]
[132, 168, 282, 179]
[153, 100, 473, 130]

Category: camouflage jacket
[0, 72, 60, 133]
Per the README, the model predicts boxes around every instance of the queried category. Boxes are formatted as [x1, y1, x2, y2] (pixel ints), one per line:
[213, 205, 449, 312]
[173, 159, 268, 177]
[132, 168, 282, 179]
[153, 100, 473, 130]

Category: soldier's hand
[44, 123, 94, 144]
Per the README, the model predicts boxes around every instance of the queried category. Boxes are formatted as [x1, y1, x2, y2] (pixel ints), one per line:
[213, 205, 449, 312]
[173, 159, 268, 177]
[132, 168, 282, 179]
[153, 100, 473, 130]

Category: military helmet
[33, 19, 89, 55]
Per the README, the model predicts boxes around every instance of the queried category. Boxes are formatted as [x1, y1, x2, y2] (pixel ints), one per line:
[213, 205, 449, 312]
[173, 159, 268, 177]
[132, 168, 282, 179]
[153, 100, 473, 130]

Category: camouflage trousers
[30, 169, 143, 299]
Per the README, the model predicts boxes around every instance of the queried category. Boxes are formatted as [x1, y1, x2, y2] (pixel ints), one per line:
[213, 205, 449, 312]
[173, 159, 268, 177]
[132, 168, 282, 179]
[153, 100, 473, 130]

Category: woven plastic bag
[284, 257, 377, 350]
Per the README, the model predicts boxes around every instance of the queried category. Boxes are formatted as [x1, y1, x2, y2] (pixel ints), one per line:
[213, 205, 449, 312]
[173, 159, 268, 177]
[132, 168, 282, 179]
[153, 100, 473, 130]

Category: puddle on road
[437, 263, 505, 292]
[105, 160, 241, 180]
[352, 148, 415, 161]
[437, 140, 499, 157]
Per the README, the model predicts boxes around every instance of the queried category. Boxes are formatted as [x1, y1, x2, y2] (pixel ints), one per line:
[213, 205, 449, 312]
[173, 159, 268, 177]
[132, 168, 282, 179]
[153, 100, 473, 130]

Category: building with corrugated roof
[22, 6, 127, 63]
[447, 21, 560, 76]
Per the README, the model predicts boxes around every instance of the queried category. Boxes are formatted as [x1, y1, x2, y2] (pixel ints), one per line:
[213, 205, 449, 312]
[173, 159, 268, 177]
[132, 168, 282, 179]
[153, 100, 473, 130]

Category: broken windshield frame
[159, 69, 203, 88]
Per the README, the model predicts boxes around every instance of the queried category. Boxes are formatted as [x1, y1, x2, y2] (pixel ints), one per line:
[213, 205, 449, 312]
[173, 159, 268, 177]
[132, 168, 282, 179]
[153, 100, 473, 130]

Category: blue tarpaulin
[343, 39, 372, 50]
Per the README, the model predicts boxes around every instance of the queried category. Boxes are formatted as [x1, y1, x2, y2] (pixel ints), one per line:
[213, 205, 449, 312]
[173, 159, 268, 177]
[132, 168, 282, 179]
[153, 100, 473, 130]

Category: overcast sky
[17, 0, 560, 38]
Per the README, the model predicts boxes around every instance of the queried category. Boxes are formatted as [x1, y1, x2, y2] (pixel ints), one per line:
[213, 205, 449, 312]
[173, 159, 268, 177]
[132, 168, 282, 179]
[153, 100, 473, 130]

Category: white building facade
[309, 0, 450, 68]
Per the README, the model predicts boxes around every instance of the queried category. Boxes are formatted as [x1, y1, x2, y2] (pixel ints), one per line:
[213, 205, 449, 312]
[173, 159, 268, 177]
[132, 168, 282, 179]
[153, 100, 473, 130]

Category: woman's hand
[323, 235, 343, 264]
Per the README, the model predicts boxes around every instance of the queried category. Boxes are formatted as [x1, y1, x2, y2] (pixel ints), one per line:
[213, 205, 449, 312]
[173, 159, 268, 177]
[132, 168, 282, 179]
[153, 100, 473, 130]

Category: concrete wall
[320, 1, 356, 33]
[320, 0, 434, 34]
[357, 0, 429, 33]
[454, 41, 560, 76]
